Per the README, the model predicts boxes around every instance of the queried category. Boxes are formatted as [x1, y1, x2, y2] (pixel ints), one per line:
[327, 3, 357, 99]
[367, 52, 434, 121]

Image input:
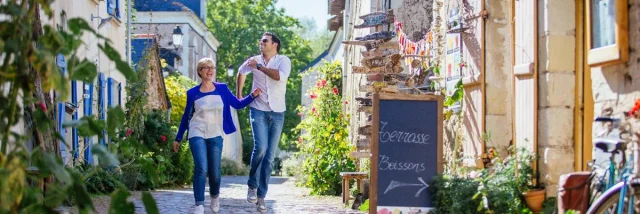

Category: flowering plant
[295, 61, 355, 195]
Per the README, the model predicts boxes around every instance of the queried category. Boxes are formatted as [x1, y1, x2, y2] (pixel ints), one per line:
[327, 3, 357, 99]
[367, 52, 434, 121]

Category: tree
[206, 0, 313, 162]
[294, 17, 335, 58]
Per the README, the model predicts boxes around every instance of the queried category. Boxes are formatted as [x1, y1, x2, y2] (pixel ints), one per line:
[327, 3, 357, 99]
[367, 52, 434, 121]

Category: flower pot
[523, 189, 546, 213]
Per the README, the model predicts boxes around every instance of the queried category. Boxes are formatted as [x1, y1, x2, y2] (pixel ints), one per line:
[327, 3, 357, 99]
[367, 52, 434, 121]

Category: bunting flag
[393, 17, 433, 65]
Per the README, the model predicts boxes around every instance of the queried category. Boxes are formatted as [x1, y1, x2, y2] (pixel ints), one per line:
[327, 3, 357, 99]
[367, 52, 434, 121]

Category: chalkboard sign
[370, 93, 443, 214]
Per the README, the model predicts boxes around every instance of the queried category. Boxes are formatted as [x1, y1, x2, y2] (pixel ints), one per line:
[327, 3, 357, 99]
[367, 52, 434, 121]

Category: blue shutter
[99, 73, 106, 146]
[118, 83, 122, 106]
[83, 82, 94, 165]
[108, 78, 113, 107]
[72, 80, 79, 161]
[56, 54, 67, 164]
[107, 0, 115, 16]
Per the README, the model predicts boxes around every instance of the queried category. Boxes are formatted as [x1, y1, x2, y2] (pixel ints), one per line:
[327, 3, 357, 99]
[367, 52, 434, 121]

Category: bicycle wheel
[587, 181, 640, 214]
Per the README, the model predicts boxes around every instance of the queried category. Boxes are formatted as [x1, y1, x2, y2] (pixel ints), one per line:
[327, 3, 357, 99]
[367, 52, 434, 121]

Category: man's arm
[236, 73, 247, 98]
[259, 57, 291, 81]
[258, 67, 280, 81]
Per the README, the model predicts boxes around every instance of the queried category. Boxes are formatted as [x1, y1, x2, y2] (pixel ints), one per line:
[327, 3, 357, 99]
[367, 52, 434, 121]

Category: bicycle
[586, 116, 640, 213]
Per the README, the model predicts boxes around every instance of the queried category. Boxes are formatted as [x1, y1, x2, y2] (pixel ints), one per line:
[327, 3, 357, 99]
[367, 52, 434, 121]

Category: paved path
[91, 176, 365, 214]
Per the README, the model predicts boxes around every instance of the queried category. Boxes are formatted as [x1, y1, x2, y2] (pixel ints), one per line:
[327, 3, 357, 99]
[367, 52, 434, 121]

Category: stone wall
[537, 0, 577, 196]
[394, 0, 433, 41]
[591, 1, 640, 123]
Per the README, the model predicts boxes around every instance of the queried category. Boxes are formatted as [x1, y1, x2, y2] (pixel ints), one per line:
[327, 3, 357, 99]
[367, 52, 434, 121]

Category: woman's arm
[221, 84, 256, 109]
[174, 91, 193, 142]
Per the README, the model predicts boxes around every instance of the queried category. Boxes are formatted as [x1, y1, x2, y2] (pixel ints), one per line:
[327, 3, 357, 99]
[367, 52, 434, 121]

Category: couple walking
[172, 32, 291, 213]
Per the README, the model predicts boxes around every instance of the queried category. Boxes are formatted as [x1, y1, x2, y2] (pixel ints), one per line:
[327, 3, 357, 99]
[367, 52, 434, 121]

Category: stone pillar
[537, 0, 576, 196]
[484, 0, 513, 157]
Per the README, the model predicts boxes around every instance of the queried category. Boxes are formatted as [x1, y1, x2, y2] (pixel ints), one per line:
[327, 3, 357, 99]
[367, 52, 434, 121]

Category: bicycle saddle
[594, 137, 626, 153]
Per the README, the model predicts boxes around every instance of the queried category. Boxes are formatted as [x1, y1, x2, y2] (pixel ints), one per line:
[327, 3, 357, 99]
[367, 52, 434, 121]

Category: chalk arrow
[383, 177, 429, 197]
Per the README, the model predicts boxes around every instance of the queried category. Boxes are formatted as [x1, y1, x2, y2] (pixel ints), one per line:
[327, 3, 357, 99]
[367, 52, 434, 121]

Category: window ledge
[588, 45, 623, 67]
[110, 15, 122, 27]
[89, 0, 100, 5]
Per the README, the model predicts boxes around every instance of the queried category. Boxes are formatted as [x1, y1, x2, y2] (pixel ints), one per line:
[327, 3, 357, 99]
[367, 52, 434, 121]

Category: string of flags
[394, 17, 433, 65]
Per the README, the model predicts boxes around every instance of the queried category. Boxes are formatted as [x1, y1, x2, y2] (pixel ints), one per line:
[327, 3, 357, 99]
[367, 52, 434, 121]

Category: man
[237, 32, 291, 213]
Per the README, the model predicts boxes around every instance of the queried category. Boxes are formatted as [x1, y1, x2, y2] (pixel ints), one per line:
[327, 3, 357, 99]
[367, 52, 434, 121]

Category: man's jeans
[247, 108, 285, 198]
[189, 136, 223, 205]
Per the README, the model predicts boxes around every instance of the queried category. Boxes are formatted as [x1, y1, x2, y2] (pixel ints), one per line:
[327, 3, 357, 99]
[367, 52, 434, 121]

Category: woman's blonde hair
[196, 57, 216, 77]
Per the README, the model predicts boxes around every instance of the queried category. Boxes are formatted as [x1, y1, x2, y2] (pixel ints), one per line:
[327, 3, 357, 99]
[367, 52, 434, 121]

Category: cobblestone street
[91, 176, 364, 214]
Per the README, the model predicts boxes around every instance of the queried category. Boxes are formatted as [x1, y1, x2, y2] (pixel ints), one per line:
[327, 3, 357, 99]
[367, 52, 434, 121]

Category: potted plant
[516, 146, 546, 213]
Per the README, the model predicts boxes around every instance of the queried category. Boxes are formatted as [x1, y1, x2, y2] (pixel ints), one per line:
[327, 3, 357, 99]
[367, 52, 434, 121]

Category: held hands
[252, 88, 262, 97]
[173, 141, 180, 153]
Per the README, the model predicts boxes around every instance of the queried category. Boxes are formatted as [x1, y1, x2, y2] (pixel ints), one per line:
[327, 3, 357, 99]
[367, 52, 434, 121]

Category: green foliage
[359, 199, 369, 212]
[0, 0, 157, 213]
[444, 79, 463, 107]
[472, 146, 535, 213]
[221, 158, 249, 176]
[206, 0, 314, 158]
[164, 75, 197, 127]
[430, 176, 481, 213]
[76, 164, 124, 195]
[295, 61, 354, 195]
[541, 197, 557, 214]
[294, 17, 335, 58]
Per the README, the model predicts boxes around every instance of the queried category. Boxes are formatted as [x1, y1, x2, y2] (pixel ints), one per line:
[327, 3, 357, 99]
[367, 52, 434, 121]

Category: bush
[295, 61, 355, 195]
[221, 158, 249, 176]
[430, 176, 480, 213]
[76, 164, 125, 195]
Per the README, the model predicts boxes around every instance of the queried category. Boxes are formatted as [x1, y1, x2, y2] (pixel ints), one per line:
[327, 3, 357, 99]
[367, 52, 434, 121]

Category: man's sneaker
[247, 188, 258, 203]
[211, 197, 220, 213]
[256, 198, 267, 213]
[194, 205, 204, 214]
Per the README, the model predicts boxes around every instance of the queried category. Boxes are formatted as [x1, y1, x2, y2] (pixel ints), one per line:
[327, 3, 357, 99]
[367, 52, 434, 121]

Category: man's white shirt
[238, 54, 291, 112]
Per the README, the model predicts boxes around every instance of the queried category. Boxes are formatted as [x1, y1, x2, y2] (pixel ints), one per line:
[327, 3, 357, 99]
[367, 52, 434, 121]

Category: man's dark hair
[264, 32, 281, 53]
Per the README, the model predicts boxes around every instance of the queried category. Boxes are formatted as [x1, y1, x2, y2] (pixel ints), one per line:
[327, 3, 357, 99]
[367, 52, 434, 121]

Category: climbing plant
[0, 0, 157, 213]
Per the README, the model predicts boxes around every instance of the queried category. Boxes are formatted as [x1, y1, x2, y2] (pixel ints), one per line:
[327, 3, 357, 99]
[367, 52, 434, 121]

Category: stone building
[334, 0, 639, 197]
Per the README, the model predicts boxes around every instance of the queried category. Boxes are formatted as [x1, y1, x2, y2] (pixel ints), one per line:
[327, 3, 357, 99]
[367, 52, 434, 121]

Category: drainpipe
[126, 0, 132, 65]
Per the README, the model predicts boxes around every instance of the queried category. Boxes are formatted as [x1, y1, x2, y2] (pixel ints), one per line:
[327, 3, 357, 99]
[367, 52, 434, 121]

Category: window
[107, 0, 121, 18]
[587, 0, 628, 66]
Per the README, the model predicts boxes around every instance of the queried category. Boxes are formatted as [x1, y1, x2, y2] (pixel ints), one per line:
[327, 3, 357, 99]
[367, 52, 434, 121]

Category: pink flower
[332, 87, 339, 95]
[160, 135, 167, 142]
[298, 137, 303, 144]
[125, 129, 133, 137]
[321, 79, 327, 87]
[37, 101, 47, 111]
[469, 171, 478, 179]
[311, 107, 316, 113]
[298, 112, 303, 117]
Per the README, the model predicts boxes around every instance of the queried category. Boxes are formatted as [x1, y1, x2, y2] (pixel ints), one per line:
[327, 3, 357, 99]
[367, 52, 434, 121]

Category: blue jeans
[247, 108, 284, 198]
[189, 136, 223, 206]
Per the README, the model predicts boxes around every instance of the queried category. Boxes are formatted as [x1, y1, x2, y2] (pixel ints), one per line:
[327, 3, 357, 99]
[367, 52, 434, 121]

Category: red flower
[310, 92, 317, 99]
[37, 101, 47, 111]
[344, 101, 349, 105]
[321, 79, 327, 87]
[125, 129, 133, 137]
[332, 87, 339, 95]
[160, 135, 167, 142]
[311, 107, 316, 113]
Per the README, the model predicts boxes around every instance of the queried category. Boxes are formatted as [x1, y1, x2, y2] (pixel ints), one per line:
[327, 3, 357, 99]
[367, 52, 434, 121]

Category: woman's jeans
[189, 136, 223, 205]
[247, 108, 285, 198]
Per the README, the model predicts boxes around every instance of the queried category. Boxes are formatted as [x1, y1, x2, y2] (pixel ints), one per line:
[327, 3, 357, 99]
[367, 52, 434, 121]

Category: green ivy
[295, 61, 355, 195]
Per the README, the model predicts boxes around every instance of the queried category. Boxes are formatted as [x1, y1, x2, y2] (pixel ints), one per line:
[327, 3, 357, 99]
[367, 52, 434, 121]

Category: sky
[275, 0, 330, 30]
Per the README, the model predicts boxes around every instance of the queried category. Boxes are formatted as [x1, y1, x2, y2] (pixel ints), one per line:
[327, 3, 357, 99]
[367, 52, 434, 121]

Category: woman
[172, 57, 260, 214]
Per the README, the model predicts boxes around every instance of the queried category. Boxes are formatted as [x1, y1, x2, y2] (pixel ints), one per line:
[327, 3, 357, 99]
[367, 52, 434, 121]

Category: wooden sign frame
[369, 92, 444, 214]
